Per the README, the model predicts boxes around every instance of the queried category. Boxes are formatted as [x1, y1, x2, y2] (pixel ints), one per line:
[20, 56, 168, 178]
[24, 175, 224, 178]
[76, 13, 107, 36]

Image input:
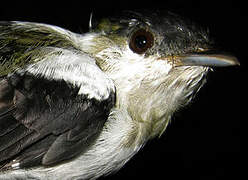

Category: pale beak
[179, 51, 240, 67]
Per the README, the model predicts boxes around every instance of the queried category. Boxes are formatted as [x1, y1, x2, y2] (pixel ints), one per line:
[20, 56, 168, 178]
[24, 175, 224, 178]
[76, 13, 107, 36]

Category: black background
[0, 1, 245, 179]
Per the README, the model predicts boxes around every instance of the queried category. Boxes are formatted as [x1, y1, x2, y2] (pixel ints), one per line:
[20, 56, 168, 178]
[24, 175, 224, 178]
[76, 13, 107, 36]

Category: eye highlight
[129, 29, 154, 54]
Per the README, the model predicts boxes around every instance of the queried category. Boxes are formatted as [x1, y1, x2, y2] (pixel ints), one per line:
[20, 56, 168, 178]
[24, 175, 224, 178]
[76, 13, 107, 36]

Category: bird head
[82, 10, 239, 139]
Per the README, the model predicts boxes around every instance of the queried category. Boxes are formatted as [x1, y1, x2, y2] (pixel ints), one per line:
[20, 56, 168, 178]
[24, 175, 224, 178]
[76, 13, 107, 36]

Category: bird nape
[0, 10, 239, 180]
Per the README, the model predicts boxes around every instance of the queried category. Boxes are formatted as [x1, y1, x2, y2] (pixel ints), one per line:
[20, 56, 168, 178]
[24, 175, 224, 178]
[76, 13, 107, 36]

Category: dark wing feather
[0, 22, 115, 170]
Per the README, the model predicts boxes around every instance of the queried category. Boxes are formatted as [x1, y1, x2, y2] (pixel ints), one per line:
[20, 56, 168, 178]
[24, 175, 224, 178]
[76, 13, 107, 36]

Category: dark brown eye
[129, 29, 154, 54]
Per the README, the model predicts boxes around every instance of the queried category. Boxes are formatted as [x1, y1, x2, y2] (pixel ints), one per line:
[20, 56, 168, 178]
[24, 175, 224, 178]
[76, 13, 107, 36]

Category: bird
[0, 10, 239, 180]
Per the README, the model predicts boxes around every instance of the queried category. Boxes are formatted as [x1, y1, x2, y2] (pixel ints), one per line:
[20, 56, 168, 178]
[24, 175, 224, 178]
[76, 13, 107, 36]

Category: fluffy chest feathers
[92, 41, 209, 139]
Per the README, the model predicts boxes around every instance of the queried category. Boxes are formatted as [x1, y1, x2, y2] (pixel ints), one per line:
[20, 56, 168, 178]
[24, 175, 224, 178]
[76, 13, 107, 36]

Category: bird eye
[129, 29, 154, 54]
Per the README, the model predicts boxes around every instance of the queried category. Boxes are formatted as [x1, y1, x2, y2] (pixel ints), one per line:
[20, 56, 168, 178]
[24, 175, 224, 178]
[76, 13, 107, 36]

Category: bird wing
[0, 21, 115, 170]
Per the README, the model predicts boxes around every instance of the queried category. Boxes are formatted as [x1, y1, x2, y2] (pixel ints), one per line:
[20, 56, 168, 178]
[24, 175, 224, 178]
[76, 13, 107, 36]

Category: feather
[0, 21, 116, 170]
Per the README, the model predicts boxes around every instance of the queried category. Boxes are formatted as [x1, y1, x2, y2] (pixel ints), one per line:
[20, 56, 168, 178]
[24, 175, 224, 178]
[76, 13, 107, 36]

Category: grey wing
[0, 22, 116, 170]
